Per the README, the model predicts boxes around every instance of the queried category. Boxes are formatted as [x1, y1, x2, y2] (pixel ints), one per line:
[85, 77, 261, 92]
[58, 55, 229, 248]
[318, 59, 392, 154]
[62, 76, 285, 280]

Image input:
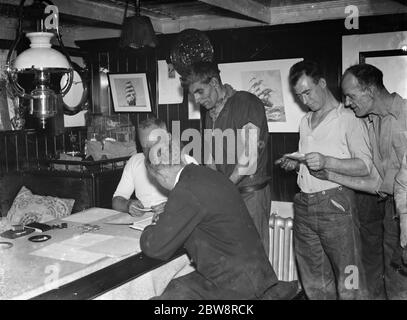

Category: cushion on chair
[6, 186, 75, 225]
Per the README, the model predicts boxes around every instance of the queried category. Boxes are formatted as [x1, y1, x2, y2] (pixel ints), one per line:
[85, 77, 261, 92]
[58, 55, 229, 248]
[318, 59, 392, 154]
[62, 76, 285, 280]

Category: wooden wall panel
[75, 13, 407, 202]
[0, 14, 405, 202]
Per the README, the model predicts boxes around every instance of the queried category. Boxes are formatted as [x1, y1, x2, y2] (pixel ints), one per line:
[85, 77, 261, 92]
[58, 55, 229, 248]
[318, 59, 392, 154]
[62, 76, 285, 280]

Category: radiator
[269, 214, 297, 282]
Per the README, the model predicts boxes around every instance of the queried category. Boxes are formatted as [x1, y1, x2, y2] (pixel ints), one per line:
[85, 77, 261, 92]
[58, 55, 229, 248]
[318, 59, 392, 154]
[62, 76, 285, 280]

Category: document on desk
[85, 236, 141, 257]
[129, 212, 154, 231]
[104, 214, 136, 225]
[31, 243, 107, 264]
[59, 233, 114, 248]
[62, 208, 120, 224]
[30, 233, 140, 263]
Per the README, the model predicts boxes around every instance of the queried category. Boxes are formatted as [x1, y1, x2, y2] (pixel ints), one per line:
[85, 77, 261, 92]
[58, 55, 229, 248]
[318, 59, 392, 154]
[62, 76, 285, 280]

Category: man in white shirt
[276, 60, 370, 299]
[112, 117, 196, 216]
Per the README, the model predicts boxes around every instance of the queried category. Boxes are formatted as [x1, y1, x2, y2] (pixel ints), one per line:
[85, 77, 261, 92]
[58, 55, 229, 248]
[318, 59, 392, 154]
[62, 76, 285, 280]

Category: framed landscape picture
[218, 58, 305, 132]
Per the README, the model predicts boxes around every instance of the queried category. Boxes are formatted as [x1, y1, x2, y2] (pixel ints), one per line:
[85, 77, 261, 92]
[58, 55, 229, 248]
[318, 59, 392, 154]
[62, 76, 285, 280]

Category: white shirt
[113, 153, 198, 208]
[298, 104, 372, 193]
[173, 167, 184, 187]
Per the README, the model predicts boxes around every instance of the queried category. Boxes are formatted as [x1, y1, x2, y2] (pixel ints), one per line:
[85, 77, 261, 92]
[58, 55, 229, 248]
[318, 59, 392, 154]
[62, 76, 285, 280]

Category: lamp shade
[119, 15, 158, 49]
[14, 32, 70, 70]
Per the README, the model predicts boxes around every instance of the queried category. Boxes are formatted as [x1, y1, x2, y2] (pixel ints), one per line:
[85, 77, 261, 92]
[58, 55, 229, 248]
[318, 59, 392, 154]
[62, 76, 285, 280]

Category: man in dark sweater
[140, 139, 280, 299]
[182, 62, 271, 256]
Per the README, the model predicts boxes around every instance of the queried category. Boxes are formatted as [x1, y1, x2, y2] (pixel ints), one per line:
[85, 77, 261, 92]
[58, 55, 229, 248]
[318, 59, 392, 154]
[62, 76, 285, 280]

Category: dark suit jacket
[140, 164, 277, 297]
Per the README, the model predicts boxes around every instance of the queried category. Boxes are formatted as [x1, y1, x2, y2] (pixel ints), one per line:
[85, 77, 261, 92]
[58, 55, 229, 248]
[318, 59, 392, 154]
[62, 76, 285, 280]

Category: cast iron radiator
[269, 214, 297, 282]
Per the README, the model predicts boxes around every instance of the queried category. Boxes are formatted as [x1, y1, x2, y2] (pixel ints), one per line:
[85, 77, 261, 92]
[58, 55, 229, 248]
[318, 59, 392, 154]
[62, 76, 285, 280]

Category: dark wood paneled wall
[1, 14, 405, 202]
[74, 13, 407, 202]
[76, 22, 345, 202]
[0, 128, 87, 175]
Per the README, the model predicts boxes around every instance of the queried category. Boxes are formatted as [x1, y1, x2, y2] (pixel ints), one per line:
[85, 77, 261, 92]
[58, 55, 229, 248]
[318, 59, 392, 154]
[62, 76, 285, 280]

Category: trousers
[355, 192, 386, 299]
[293, 186, 368, 299]
[383, 197, 407, 299]
[241, 184, 271, 257]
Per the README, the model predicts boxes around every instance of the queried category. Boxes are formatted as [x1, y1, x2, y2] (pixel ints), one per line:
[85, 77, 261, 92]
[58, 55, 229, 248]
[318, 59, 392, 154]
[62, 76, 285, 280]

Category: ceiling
[0, 0, 406, 44]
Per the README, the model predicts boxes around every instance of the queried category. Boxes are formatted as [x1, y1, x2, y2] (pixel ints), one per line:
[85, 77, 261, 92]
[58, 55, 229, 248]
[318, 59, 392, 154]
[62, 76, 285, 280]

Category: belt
[377, 193, 393, 202]
[238, 180, 269, 194]
[300, 185, 349, 198]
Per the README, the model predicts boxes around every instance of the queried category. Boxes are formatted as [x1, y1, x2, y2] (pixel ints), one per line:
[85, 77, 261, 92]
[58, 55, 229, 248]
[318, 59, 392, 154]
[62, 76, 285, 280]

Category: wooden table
[0, 208, 193, 300]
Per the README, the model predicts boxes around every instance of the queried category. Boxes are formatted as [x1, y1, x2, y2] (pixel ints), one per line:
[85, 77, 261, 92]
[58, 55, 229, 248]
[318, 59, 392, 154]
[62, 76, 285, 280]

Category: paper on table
[85, 236, 141, 257]
[104, 215, 136, 225]
[135, 207, 152, 212]
[130, 212, 154, 231]
[63, 208, 120, 224]
[30, 243, 107, 264]
[59, 233, 114, 248]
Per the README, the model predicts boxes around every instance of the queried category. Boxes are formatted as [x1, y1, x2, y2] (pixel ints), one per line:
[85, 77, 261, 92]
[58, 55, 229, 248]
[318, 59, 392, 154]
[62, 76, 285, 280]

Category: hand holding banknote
[274, 152, 304, 171]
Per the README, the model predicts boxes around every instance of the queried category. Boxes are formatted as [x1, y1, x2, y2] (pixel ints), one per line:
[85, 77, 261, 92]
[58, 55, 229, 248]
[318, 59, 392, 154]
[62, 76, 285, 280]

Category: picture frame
[218, 58, 305, 133]
[108, 73, 152, 112]
[157, 60, 200, 120]
[359, 49, 407, 99]
[157, 60, 183, 105]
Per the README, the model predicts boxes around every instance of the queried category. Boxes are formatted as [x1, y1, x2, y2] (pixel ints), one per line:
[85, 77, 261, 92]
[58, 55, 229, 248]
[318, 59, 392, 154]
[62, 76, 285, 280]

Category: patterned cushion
[7, 186, 75, 225]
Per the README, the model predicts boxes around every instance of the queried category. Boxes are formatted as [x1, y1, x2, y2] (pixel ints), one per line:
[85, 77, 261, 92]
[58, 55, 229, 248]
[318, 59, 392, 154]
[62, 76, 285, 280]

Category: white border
[108, 73, 152, 112]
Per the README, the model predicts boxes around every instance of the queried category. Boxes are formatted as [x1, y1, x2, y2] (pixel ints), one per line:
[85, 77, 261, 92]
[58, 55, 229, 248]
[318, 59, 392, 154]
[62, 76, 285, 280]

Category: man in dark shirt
[181, 62, 271, 256]
[140, 139, 279, 299]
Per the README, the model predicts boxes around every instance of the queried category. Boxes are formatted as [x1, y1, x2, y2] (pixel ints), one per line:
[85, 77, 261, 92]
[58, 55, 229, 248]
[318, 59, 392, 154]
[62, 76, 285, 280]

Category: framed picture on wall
[359, 49, 407, 99]
[108, 73, 152, 112]
[218, 58, 305, 132]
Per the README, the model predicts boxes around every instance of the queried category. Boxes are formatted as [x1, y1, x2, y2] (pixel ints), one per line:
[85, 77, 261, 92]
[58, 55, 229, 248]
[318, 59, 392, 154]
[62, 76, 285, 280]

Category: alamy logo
[344, 5, 359, 30]
[147, 121, 259, 175]
[44, 263, 61, 291]
[344, 265, 359, 290]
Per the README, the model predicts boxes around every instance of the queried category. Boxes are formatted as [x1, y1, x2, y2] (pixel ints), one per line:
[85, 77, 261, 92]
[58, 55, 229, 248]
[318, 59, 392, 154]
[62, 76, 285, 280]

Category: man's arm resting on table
[326, 165, 382, 194]
[112, 196, 145, 217]
[112, 196, 131, 213]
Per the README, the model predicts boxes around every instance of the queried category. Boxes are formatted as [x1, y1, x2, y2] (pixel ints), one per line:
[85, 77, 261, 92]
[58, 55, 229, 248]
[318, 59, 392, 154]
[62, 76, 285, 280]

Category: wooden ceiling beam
[198, 0, 271, 23]
[266, 0, 407, 25]
[1, 0, 406, 38]
[1, 0, 163, 26]
[199, 0, 407, 25]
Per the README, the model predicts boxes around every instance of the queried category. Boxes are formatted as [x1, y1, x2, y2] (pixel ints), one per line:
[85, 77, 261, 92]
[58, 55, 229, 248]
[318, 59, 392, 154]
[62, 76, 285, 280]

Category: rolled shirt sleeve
[394, 131, 407, 215]
[113, 156, 136, 200]
[395, 153, 407, 215]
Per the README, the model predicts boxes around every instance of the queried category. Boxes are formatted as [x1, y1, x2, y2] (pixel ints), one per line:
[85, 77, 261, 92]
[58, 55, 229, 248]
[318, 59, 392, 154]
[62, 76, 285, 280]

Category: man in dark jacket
[140, 138, 280, 299]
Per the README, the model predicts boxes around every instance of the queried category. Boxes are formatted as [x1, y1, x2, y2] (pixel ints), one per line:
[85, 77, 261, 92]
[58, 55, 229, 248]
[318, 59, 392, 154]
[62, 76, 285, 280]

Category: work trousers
[241, 184, 271, 257]
[383, 197, 407, 300]
[293, 186, 368, 300]
[355, 192, 386, 299]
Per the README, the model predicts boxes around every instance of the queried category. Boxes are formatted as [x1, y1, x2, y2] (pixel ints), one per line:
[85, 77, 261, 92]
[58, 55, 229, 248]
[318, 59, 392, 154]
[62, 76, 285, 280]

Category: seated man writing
[112, 117, 196, 217]
[140, 134, 294, 299]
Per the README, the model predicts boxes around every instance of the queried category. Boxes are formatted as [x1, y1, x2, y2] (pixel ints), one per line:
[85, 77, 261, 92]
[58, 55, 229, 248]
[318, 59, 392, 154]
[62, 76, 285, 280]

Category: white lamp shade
[14, 32, 70, 70]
